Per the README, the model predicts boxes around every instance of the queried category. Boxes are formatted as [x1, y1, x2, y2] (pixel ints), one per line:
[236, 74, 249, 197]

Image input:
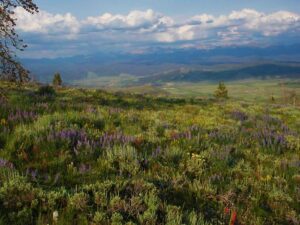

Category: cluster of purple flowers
[209, 129, 235, 143]
[26, 168, 38, 180]
[56, 129, 88, 143]
[259, 114, 293, 134]
[0, 158, 14, 169]
[50, 129, 96, 154]
[231, 110, 248, 121]
[254, 128, 288, 152]
[46, 128, 136, 156]
[7, 110, 37, 123]
[171, 125, 202, 141]
[280, 123, 291, 134]
[98, 132, 136, 148]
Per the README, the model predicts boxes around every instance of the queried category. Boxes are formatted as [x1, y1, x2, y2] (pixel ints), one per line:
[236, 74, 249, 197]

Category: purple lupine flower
[7, 109, 37, 123]
[49, 128, 105, 156]
[98, 132, 135, 148]
[170, 125, 203, 141]
[209, 129, 234, 144]
[231, 110, 248, 121]
[55, 128, 94, 152]
[254, 126, 288, 152]
[31, 170, 38, 180]
[26, 168, 38, 180]
[0, 158, 14, 169]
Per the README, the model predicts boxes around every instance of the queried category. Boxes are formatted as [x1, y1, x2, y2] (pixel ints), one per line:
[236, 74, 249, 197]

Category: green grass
[72, 73, 139, 88]
[149, 79, 300, 102]
[71, 75, 300, 103]
[0, 81, 299, 225]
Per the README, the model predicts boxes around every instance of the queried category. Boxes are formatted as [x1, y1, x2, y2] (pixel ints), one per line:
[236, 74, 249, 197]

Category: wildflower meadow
[0, 82, 299, 225]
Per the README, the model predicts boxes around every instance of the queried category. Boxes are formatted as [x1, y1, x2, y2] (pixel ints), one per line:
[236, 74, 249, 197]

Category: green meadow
[73, 75, 300, 103]
[0, 80, 299, 225]
[159, 79, 300, 101]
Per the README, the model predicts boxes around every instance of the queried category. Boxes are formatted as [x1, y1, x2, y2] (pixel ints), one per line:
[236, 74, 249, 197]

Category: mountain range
[22, 44, 300, 84]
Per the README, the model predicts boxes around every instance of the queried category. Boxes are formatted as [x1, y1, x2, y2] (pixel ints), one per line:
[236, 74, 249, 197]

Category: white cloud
[156, 25, 196, 42]
[226, 9, 300, 36]
[156, 9, 300, 44]
[82, 9, 173, 32]
[15, 7, 80, 35]
[14, 8, 300, 57]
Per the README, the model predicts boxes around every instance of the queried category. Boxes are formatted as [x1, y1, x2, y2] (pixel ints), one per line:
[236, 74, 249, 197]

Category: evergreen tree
[214, 82, 228, 99]
[53, 73, 62, 86]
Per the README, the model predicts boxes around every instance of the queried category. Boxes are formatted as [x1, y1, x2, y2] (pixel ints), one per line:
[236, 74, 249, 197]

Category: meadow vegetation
[0, 81, 299, 225]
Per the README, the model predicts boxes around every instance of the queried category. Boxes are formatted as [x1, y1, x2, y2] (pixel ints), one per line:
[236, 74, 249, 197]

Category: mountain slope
[138, 64, 300, 84]
[22, 44, 300, 83]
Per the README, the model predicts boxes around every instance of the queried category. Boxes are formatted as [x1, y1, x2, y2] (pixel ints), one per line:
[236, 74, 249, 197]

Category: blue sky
[15, 1, 300, 58]
[35, 0, 300, 18]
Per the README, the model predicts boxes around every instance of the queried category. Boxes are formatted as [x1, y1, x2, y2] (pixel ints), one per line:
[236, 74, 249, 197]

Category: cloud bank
[14, 7, 300, 58]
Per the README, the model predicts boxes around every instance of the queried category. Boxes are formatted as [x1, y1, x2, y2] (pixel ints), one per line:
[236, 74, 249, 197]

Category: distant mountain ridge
[138, 64, 300, 84]
[21, 44, 300, 83]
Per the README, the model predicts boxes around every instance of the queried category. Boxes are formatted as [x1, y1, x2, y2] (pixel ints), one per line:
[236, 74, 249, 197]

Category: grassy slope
[0, 81, 299, 225]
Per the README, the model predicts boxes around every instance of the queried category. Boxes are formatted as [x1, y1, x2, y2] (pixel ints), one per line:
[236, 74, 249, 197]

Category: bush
[0, 173, 40, 225]
[37, 85, 56, 96]
[214, 82, 228, 99]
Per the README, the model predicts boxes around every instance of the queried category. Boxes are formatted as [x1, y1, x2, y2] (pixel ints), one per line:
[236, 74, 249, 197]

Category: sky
[15, 0, 300, 58]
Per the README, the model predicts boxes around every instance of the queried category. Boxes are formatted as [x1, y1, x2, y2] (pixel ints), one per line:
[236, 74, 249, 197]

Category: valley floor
[73, 77, 300, 104]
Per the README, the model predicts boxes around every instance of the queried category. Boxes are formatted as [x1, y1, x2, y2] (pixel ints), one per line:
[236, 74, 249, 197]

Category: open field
[159, 79, 300, 102]
[0, 81, 299, 224]
[74, 77, 300, 104]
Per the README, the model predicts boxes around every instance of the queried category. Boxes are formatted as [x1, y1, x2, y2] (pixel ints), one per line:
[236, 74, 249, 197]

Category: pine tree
[214, 82, 228, 99]
[53, 73, 62, 86]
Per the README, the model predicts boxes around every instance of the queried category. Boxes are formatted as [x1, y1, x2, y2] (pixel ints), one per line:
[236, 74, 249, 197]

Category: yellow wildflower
[0, 118, 7, 126]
